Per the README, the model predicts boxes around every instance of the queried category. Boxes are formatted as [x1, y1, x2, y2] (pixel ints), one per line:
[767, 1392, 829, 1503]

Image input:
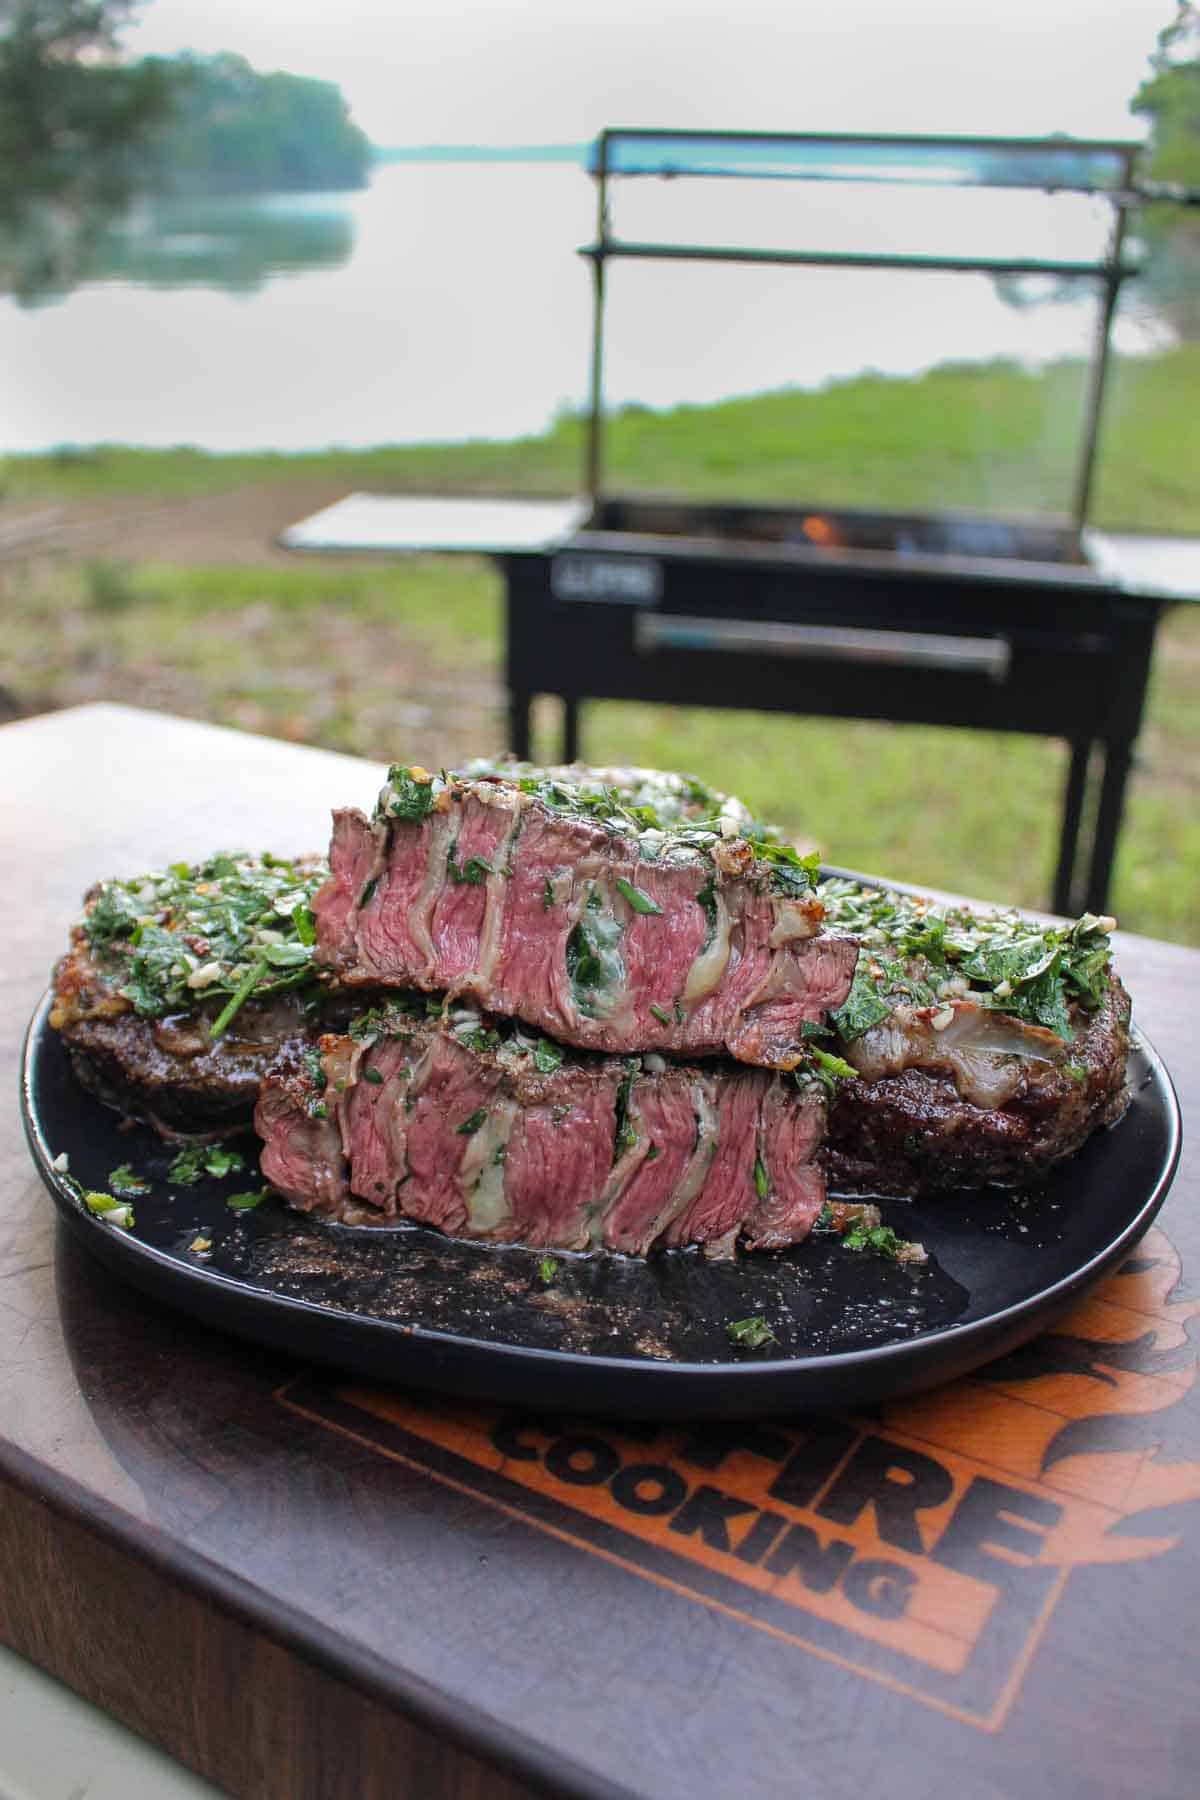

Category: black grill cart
[284, 130, 1199, 915]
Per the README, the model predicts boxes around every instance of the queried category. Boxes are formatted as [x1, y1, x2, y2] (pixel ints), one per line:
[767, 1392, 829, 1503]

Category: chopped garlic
[186, 961, 223, 989]
[930, 1005, 956, 1032]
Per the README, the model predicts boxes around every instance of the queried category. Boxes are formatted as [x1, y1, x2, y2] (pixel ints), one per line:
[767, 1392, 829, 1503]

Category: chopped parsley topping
[613, 1060, 640, 1159]
[726, 1315, 777, 1350]
[108, 1163, 150, 1198]
[168, 1143, 245, 1186]
[447, 845, 492, 885]
[81, 851, 328, 1035]
[56, 1164, 137, 1230]
[455, 1109, 488, 1136]
[450, 766, 805, 894]
[379, 765, 437, 823]
[538, 1255, 559, 1284]
[227, 1188, 269, 1211]
[753, 842, 821, 898]
[167, 1145, 207, 1186]
[842, 1222, 918, 1260]
[821, 878, 1114, 1045]
[204, 1146, 245, 1178]
[362, 1066, 384, 1085]
[753, 1157, 770, 1200]
[807, 1046, 858, 1093]
[615, 876, 662, 916]
[566, 886, 625, 1016]
[533, 1037, 564, 1074]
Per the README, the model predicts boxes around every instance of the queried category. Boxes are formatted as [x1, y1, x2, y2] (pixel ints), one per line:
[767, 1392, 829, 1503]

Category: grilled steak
[50, 852, 333, 1138]
[314, 766, 857, 1068]
[815, 878, 1131, 1194]
[53, 960, 313, 1138]
[48, 769, 1133, 1226]
[824, 978, 1131, 1194]
[256, 1004, 829, 1254]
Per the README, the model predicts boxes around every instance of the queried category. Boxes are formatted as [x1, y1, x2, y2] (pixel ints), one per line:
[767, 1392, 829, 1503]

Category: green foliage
[0, 18, 367, 302]
[6, 348, 1192, 532]
[1131, 4, 1200, 337]
[83, 558, 138, 613]
[141, 52, 370, 198]
[0, 0, 178, 298]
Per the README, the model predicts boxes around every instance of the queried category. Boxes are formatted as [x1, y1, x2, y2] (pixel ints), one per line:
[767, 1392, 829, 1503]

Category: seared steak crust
[823, 976, 1132, 1195]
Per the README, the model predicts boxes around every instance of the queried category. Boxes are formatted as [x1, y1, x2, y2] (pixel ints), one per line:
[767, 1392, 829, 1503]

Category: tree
[143, 53, 370, 198]
[1131, 3, 1200, 338]
[0, 1, 177, 299]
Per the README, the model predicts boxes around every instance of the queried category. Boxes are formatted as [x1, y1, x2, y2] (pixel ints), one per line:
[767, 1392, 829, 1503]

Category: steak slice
[256, 1008, 831, 1254]
[313, 767, 857, 1068]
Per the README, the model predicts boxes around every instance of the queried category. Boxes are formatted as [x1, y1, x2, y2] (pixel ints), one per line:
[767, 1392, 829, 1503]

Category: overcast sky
[124, 0, 1171, 148]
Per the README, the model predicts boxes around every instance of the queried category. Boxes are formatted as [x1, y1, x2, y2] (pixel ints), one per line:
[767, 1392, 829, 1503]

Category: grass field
[3, 351, 1198, 944]
[6, 347, 1200, 531]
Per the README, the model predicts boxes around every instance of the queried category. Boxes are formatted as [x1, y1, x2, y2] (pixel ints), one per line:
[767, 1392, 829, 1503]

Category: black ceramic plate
[22, 993, 1181, 1419]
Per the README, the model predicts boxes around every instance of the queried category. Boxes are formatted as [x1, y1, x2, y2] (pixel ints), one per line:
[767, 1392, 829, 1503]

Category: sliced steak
[313, 767, 857, 1068]
[255, 1010, 831, 1254]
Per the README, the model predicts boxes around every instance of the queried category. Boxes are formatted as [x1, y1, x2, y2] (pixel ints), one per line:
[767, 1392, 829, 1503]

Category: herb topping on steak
[50, 852, 333, 1136]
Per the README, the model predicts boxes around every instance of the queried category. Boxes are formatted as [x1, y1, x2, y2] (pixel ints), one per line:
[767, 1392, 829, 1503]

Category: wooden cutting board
[2, 705, 1197, 1799]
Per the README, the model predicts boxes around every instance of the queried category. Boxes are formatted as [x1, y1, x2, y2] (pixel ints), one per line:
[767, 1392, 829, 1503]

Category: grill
[285, 129, 1199, 916]
[502, 492, 1162, 918]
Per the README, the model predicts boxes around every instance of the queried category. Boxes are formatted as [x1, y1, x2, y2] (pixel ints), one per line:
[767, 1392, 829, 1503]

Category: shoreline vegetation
[3, 352, 1197, 946]
[5, 347, 1199, 533]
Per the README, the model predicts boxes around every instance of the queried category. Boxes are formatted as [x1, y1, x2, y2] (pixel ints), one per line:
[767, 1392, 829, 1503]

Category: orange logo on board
[279, 1225, 1200, 1731]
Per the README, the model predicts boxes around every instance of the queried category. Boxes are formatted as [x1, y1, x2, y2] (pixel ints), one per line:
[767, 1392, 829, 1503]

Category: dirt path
[0, 479, 357, 567]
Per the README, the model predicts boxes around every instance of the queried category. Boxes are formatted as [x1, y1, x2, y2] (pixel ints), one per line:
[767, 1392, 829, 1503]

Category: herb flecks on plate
[726, 1315, 778, 1350]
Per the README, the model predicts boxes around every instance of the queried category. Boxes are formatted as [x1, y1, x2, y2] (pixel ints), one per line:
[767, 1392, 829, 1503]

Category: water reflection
[80, 192, 355, 297]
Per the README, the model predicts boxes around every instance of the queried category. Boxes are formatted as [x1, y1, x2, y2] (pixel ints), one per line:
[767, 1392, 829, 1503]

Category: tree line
[0, 3, 369, 299]
[141, 51, 370, 198]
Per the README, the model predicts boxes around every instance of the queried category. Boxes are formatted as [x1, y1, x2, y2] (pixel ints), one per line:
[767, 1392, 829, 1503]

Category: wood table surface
[1, 703, 1196, 1800]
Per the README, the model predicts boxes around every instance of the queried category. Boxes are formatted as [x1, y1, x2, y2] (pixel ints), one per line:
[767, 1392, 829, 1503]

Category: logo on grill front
[279, 1224, 1200, 1732]
[550, 554, 663, 604]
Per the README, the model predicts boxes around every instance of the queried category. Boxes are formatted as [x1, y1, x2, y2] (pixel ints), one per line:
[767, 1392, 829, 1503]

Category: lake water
[1, 161, 1166, 454]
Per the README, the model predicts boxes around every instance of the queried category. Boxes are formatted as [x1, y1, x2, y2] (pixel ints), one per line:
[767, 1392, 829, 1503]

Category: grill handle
[634, 613, 1011, 682]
